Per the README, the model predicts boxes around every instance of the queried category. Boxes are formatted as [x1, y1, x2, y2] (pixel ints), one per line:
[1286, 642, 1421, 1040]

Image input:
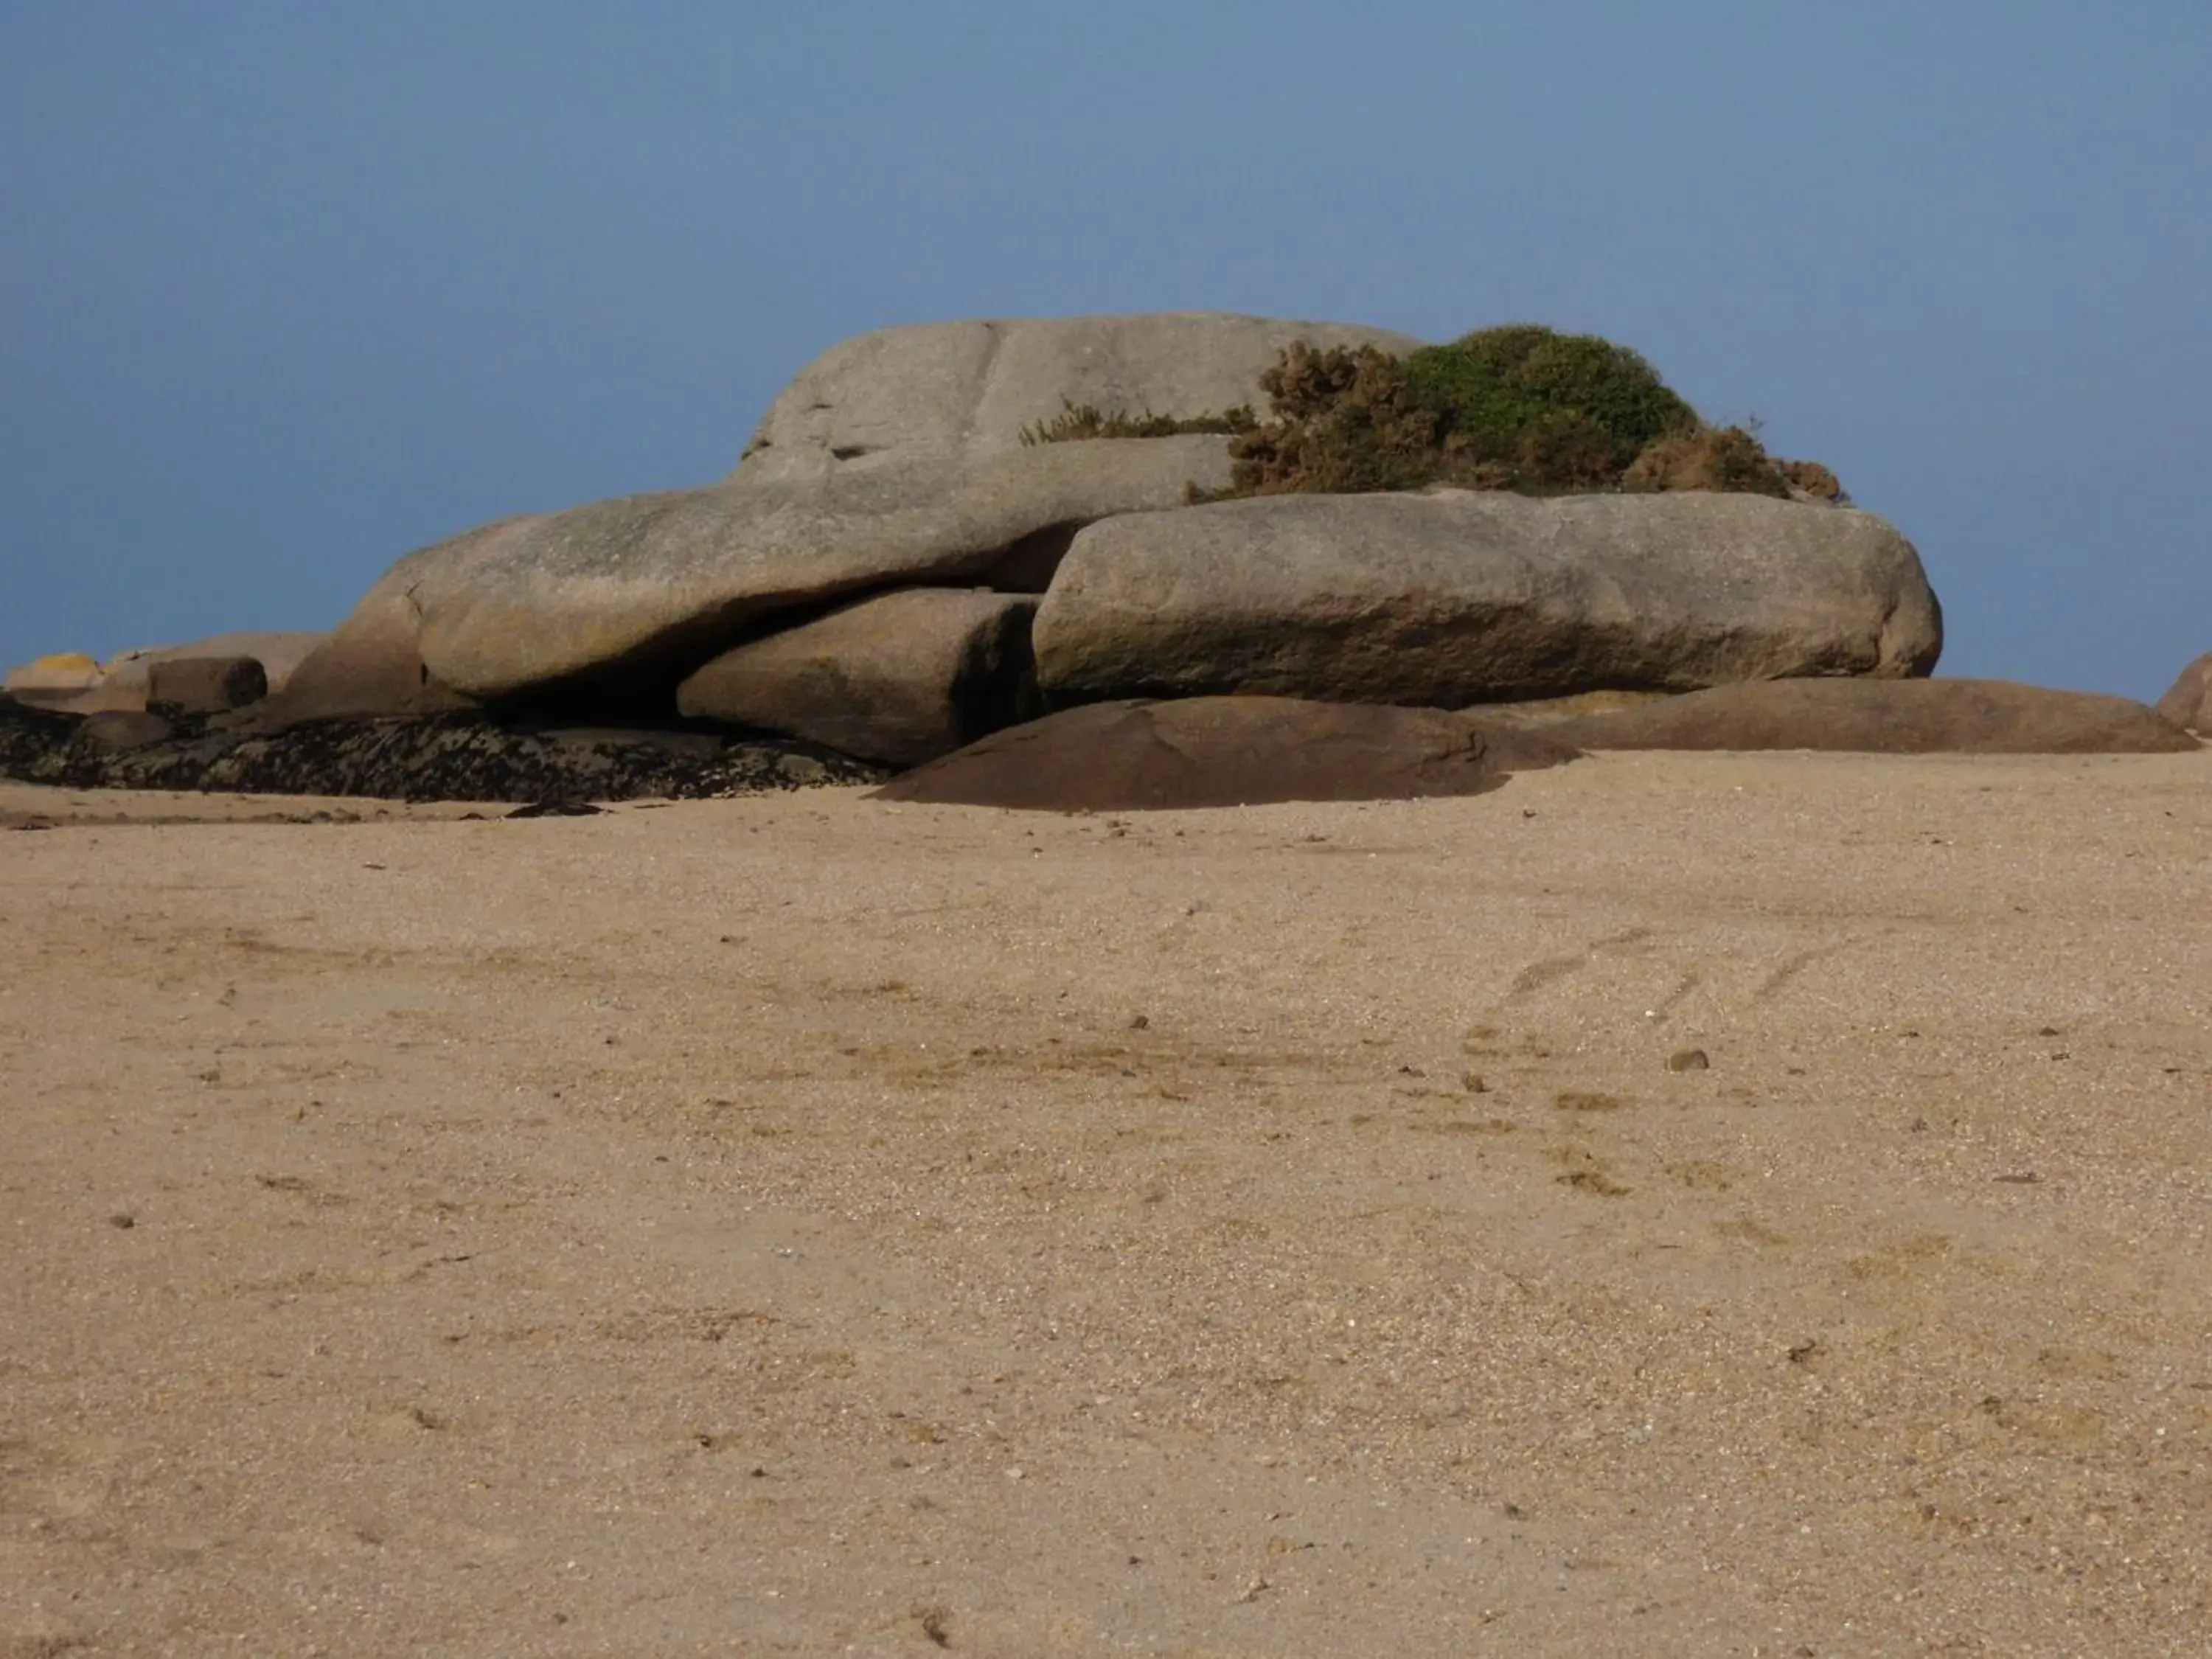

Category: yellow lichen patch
[7, 652, 105, 691]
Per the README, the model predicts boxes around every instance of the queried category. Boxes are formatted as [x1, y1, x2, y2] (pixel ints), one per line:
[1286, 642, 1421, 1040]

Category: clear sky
[5, 3, 2208, 698]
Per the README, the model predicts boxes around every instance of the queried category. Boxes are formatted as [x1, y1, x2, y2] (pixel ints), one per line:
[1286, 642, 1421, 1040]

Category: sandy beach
[4, 750, 2209, 1657]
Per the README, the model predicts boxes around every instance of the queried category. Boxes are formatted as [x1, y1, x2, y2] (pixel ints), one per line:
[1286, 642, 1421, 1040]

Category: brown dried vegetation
[1018, 400, 1256, 446]
[1029, 324, 1847, 506]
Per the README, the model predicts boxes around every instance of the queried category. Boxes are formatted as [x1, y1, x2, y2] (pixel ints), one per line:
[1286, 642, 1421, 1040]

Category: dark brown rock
[1548, 678, 2200, 754]
[72, 711, 175, 753]
[147, 655, 268, 715]
[2155, 652, 2211, 734]
[872, 696, 1577, 813]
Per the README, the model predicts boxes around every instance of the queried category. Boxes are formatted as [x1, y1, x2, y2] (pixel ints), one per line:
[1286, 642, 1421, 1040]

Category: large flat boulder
[313, 438, 1228, 708]
[678, 588, 1039, 766]
[1032, 490, 1943, 707]
[872, 696, 1577, 812]
[2155, 652, 2211, 734]
[736, 312, 1422, 482]
[1546, 678, 2200, 754]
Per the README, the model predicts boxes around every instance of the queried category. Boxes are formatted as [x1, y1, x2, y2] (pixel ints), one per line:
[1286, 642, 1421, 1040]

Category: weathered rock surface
[260, 563, 481, 727]
[678, 588, 1039, 765]
[736, 313, 1422, 481]
[297, 312, 1427, 717]
[872, 696, 1577, 813]
[147, 655, 268, 715]
[0, 698, 883, 803]
[2155, 652, 2211, 734]
[307, 438, 1226, 709]
[1033, 490, 1944, 709]
[1547, 678, 2200, 754]
[3, 653, 104, 706]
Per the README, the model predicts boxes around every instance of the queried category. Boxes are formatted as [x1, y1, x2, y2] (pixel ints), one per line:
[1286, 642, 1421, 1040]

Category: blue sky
[5, 3, 2208, 698]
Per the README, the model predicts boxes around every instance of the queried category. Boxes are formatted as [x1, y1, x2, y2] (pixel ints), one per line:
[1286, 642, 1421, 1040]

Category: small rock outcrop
[872, 696, 1577, 812]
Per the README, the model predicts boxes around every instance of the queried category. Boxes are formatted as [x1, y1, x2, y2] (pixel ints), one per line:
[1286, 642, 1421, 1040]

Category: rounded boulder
[872, 696, 1578, 813]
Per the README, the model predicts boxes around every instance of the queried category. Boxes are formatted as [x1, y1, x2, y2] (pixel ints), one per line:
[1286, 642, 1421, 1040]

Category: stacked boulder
[260, 312, 1952, 769]
[268, 315, 1422, 755]
[20, 312, 2191, 804]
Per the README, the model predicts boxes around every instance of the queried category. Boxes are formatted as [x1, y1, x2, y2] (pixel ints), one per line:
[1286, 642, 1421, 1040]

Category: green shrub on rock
[1398, 324, 1700, 486]
[1026, 321, 1844, 504]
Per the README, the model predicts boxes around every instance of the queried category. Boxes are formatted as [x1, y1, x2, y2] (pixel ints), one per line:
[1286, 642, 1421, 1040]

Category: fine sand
[2, 751, 2208, 1657]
